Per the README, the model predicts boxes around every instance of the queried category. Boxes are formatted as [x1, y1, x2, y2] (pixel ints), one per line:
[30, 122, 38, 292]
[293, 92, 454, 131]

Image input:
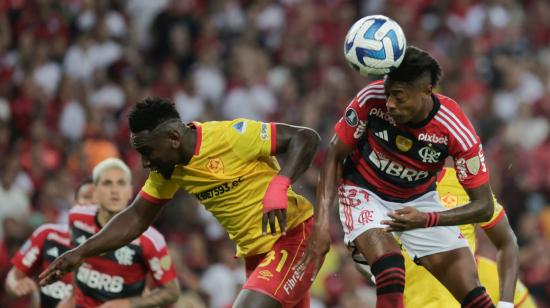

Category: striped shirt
[334, 80, 489, 201]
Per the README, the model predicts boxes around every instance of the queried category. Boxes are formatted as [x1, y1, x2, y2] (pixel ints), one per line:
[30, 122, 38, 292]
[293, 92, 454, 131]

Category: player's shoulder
[433, 93, 479, 151]
[68, 205, 98, 225]
[139, 226, 168, 252]
[69, 204, 98, 217]
[354, 80, 386, 108]
[434, 93, 471, 122]
[31, 223, 69, 238]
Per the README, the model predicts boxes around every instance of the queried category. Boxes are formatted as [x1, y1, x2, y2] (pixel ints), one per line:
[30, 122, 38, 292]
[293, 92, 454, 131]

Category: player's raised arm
[261, 123, 321, 235]
[296, 135, 353, 277]
[482, 212, 519, 305]
[38, 196, 162, 286]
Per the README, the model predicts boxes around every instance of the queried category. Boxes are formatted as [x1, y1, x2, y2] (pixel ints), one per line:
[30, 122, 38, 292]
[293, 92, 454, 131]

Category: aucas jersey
[403, 167, 516, 308]
[140, 119, 313, 257]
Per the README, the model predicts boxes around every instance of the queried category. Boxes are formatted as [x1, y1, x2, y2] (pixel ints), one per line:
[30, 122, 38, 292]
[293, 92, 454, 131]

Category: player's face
[94, 168, 133, 213]
[131, 131, 180, 179]
[75, 183, 96, 206]
[384, 80, 431, 124]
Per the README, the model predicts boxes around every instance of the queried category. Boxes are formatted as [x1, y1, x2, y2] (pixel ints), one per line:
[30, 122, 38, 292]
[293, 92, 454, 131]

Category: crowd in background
[1, 0, 550, 307]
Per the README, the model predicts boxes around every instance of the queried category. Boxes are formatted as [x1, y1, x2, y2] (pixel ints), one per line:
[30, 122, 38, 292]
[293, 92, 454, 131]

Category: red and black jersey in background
[11, 224, 73, 308]
[69, 205, 177, 307]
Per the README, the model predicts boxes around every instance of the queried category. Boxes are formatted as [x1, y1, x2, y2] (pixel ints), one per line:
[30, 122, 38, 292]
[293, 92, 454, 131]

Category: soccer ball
[344, 15, 407, 76]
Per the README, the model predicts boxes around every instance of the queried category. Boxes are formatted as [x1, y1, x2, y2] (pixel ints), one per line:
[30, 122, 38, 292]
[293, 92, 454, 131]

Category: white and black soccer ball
[344, 15, 407, 76]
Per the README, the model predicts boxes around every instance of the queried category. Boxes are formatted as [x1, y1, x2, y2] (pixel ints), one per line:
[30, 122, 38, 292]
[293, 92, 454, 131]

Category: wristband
[424, 212, 440, 228]
[262, 175, 291, 213]
[497, 301, 514, 308]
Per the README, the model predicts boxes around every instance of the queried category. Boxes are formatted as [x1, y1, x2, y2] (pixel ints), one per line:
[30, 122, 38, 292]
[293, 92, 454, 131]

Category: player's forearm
[436, 198, 494, 226]
[496, 241, 519, 302]
[278, 127, 321, 181]
[315, 152, 341, 226]
[78, 204, 150, 258]
[129, 280, 180, 308]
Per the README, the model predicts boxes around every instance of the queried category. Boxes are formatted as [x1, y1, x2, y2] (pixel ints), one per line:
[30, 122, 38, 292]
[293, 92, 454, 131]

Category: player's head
[384, 46, 442, 124]
[92, 158, 133, 213]
[75, 177, 95, 206]
[128, 97, 184, 179]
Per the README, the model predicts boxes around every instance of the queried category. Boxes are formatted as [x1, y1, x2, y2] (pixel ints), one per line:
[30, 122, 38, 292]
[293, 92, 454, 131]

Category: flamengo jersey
[140, 119, 313, 257]
[335, 80, 489, 201]
[69, 205, 177, 307]
[11, 224, 73, 308]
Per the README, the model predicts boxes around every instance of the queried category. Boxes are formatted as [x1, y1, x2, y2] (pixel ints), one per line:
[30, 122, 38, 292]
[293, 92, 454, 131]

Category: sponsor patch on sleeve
[232, 121, 246, 133]
[345, 108, 359, 127]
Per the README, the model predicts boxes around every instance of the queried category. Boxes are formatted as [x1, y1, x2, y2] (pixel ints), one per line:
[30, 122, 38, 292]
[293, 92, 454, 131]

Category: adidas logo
[47, 247, 59, 257]
[76, 235, 87, 244]
[375, 130, 389, 141]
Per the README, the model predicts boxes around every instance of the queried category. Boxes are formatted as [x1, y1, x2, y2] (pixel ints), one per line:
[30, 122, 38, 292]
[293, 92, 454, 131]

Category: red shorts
[243, 217, 317, 308]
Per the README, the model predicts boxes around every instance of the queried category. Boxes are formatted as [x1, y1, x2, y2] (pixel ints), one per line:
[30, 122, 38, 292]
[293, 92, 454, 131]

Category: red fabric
[333, 80, 489, 200]
[262, 175, 291, 213]
[68, 206, 177, 306]
[243, 218, 317, 308]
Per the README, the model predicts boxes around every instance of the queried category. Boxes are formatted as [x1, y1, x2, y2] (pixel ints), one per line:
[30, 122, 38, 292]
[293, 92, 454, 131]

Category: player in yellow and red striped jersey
[39, 97, 322, 308]
[403, 167, 536, 308]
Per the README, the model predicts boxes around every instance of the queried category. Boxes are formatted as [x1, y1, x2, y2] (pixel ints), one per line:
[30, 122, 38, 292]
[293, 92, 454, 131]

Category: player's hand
[381, 207, 427, 232]
[98, 299, 131, 308]
[262, 175, 291, 236]
[295, 224, 330, 281]
[13, 277, 38, 296]
[39, 249, 83, 286]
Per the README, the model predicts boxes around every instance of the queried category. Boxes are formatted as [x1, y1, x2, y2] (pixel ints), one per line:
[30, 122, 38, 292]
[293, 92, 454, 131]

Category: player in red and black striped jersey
[5, 178, 97, 308]
[6, 224, 73, 308]
[300, 47, 499, 308]
[68, 158, 179, 307]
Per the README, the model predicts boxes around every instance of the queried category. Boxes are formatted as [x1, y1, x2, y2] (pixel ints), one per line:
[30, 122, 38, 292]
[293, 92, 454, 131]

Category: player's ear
[167, 128, 181, 149]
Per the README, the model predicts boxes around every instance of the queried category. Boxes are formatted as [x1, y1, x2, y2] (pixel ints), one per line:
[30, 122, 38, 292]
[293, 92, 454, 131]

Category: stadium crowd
[0, 0, 549, 307]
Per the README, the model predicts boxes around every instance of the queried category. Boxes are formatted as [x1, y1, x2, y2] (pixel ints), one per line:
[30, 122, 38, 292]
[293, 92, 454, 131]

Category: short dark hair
[387, 46, 442, 86]
[128, 97, 181, 133]
[75, 177, 93, 199]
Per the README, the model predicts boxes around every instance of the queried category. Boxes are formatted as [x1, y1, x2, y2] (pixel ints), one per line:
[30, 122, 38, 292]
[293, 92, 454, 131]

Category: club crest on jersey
[232, 121, 246, 133]
[440, 193, 458, 209]
[206, 157, 224, 174]
[395, 135, 413, 152]
[418, 145, 441, 163]
[114, 246, 135, 266]
[466, 156, 481, 175]
[345, 108, 359, 127]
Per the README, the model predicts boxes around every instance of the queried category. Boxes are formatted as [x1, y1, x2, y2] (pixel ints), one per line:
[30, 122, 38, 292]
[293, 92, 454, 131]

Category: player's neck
[180, 126, 196, 165]
[411, 95, 434, 124]
[97, 208, 118, 227]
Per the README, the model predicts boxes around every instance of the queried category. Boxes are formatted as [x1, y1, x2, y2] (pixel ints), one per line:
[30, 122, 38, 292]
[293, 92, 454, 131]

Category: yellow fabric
[435, 167, 504, 252]
[403, 167, 528, 307]
[141, 119, 313, 257]
[404, 256, 534, 307]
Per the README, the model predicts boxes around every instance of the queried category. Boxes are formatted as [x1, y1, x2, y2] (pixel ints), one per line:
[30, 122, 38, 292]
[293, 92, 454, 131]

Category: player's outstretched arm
[384, 183, 495, 231]
[296, 135, 353, 278]
[262, 123, 321, 235]
[483, 214, 519, 305]
[98, 280, 180, 308]
[5, 267, 38, 297]
[39, 195, 163, 286]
